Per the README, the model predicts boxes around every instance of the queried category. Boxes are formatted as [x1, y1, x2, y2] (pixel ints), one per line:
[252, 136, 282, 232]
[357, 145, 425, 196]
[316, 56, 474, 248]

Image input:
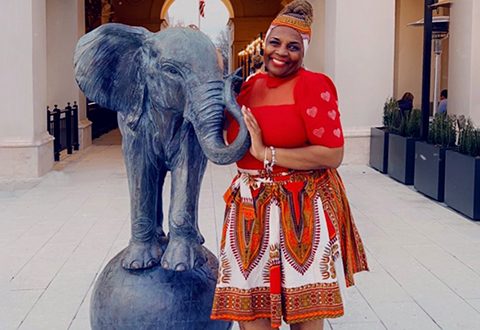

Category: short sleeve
[296, 72, 344, 148]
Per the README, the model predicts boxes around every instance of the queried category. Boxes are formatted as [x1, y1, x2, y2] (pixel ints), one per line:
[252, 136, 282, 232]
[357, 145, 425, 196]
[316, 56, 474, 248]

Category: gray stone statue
[75, 23, 248, 329]
[74, 23, 249, 272]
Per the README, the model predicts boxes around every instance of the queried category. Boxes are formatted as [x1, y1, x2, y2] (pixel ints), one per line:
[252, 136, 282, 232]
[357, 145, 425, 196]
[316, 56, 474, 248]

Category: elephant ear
[74, 23, 152, 129]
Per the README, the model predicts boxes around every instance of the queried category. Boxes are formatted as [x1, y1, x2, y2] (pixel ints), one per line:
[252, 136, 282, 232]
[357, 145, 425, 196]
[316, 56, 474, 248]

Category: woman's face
[264, 26, 304, 78]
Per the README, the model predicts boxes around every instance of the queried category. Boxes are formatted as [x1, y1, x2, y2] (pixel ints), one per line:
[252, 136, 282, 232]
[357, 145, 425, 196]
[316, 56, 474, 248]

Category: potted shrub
[387, 109, 422, 185]
[369, 98, 398, 173]
[444, 119, 480, 220]
[414, 113, 457, 201]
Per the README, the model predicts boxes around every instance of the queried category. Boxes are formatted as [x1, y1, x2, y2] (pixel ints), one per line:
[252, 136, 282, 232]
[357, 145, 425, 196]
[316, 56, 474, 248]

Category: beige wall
[394, 0, 423, 108]
[322, 0, 396, 165]
[303, 0, 325, 73]
[77, 0, 88, 124]
[1, 0, 38, 139]
[448, 0, 480, 123]
[47, 0, 83, 112]
[0, 0, 54, 177]
[325, 0, 396, 128]
[394, 1, 451, 111]
[46, 0, 91, 150]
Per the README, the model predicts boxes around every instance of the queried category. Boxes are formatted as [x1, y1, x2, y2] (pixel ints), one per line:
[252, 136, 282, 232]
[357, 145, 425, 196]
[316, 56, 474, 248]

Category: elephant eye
[163, 64, 180, 76]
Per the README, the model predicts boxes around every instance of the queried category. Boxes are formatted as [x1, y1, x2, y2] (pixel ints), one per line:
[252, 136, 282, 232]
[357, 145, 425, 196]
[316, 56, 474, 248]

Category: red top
[227, 68, 344, 172]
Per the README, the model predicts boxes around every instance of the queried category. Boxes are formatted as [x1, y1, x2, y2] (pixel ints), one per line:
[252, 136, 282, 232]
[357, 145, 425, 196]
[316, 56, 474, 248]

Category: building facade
[0, 0, 478, 177]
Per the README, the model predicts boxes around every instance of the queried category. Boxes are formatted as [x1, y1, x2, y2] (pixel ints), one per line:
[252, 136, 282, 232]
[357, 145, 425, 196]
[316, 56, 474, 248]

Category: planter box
[369, 127, 389, 173]
[414, 142, 456, 202]
[387, 134, 421, 185]
[444, 150, 480, 220]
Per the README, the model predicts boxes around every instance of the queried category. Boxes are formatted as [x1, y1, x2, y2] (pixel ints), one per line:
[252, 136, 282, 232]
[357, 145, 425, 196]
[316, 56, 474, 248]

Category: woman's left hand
[242, 106, 265, 161]
[241, 106, 344, 170]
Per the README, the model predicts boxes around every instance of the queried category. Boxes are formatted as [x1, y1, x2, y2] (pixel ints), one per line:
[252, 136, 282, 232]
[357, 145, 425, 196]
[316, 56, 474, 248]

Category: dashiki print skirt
[210, 169, 369, 328]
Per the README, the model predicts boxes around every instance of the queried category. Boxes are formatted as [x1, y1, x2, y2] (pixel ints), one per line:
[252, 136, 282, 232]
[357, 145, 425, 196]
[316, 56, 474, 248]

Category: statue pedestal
[90, 247, 232, 330]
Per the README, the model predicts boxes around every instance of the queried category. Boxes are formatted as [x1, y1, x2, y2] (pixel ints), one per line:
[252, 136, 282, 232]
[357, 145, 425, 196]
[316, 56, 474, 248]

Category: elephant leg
[120, 133, 164, 270]
[155, 167, 169, 245]
[161, 137, 208, 271]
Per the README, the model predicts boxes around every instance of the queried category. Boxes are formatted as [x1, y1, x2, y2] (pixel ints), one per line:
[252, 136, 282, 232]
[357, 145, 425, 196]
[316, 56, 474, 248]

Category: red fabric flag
[199, 0, 206, 18]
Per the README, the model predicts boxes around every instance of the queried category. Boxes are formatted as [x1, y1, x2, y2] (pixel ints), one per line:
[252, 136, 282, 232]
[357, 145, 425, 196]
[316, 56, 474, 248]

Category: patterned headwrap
[265, 0, 314, 57]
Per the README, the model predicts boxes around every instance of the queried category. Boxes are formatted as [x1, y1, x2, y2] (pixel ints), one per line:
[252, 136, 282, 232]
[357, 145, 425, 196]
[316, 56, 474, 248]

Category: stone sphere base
[90, 247, 232, 330]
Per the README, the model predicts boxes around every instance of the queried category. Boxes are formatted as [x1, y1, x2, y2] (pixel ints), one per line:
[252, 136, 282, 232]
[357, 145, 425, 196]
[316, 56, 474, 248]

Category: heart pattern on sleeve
[306, 106, 318, 118]
[313, 127, 325, 138]
[321, 91, 331, 102]
[333, 128, 341, 138]
[327, 110, 337, 121]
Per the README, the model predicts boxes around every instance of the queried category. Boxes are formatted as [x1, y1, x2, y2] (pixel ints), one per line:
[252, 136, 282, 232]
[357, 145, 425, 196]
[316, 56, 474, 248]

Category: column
[323, 0, 396, 164]
[304, 0, 325, 73]
[448, 0, 480, 124]
[46, 0, 92, 150]
[0, 0, 54, 178]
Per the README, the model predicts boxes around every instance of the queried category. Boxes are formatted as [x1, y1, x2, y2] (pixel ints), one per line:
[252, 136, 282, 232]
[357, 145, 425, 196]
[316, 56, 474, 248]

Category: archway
[160, 0, 234, 19]
[161, 0, 233, 72]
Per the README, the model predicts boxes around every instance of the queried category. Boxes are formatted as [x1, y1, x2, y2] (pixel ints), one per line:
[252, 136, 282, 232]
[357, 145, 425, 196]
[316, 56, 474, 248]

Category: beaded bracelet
[265, 146, 276, 173]
[270, 146, 277, 167]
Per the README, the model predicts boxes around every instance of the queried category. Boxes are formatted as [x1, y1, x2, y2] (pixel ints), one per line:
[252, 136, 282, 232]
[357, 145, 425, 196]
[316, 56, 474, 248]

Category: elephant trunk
[189, 76, 250, 165]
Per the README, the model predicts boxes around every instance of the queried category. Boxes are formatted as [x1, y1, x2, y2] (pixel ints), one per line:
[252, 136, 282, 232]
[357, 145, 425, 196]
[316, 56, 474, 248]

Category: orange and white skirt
[210, 169, 368, 328]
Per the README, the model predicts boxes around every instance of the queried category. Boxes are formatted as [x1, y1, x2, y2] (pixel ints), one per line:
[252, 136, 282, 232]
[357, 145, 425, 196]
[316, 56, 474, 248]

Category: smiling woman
[210, 1, 369, 329]
[263, 26, 304, 78]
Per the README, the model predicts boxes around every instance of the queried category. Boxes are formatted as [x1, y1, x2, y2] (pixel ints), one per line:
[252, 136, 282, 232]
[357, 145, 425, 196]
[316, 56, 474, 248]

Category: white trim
[0, 131, 54, 148]
[343, 126, 371, 138]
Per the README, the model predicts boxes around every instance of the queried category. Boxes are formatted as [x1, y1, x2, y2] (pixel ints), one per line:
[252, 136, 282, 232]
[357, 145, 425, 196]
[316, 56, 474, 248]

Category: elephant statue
[74, 23, 249, 271]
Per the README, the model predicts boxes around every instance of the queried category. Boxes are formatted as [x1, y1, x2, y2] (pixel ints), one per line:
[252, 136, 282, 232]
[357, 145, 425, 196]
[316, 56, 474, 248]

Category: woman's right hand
[242, 106, 266, 161]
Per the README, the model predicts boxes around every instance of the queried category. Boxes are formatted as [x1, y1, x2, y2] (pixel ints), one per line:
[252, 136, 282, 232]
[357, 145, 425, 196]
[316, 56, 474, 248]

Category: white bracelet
[263, 147, 270, 169]
[265, 146, 276, 173]
[270, 146, 277, 167]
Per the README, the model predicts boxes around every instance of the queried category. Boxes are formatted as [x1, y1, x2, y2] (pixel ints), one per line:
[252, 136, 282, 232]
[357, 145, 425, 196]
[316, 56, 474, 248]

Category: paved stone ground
[1, 129, 480, 330]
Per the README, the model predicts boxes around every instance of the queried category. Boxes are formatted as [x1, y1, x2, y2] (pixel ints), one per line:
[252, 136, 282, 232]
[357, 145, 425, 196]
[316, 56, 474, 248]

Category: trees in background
[215, 28, 229, 75]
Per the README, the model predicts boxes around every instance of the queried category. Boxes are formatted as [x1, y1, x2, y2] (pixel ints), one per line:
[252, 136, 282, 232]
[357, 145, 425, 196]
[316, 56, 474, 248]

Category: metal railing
[47, 102, 79, 161]
[87, 102, 118, 139]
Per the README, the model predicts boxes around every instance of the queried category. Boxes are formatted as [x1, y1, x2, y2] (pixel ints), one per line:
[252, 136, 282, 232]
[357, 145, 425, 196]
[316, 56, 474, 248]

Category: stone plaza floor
[1, 129, 480, 330]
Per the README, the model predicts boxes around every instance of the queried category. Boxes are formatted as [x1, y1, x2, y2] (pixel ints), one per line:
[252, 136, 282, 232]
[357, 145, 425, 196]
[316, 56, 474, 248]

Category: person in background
[438, 89, 448, 114]
[398, 92, 414, 113]
[246, 54, 264, 81]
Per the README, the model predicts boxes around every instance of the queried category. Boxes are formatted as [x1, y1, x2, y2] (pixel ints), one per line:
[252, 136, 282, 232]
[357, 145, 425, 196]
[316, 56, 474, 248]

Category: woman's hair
[401, 92, 414, 101]
[251, 54, 263, 71]
[277, 0, 314, 26]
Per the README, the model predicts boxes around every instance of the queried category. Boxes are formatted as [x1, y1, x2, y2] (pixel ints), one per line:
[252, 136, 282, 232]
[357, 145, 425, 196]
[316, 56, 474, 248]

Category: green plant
[381, 98, 420, 138]
[404, 109, 422, 138]
[427, 113, 457, 147]
[458, 119, 480, 157]
[382, 97, 399, 132]
[397, 113, 408, 136]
